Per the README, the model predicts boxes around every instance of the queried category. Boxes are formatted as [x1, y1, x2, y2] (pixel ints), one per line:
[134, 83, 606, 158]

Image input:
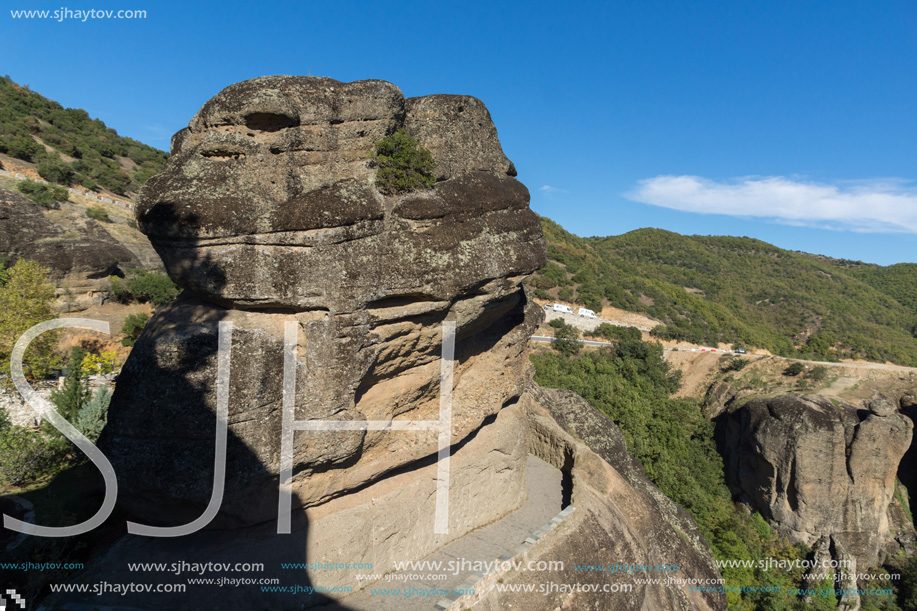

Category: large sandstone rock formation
[0, 187, 140, 308]
[467, 385, 725, 611]
[716, 394, 914, 569]
[101, 76, 546, 531]
[80, 76, 727, 611]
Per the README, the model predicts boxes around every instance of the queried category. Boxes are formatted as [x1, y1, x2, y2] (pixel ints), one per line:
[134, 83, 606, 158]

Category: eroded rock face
[137, 76, 540, 310]
[477, 385, 726, 611]
[0, 187, 140, 306]
[716, 394, 914, 568]
[101, 76, 546, 527]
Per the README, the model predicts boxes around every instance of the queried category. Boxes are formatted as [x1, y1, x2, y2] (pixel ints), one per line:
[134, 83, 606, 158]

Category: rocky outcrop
[0, 187, 140, 307]
[101, 76, 546, 534]
[137, 77, 536, 310]
[82, 76, 729, 611]
[467, 385, 725, 611]
[716, 393, 914, 569]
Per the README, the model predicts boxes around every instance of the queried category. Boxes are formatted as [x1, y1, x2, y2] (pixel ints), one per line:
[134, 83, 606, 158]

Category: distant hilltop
[0, 75, 168, 199]
[532, 217, 917, 366]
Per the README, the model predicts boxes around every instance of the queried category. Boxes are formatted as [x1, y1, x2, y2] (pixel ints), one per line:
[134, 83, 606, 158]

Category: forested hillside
[531, 217, 917, 365]
[0, 76, 168, 195]
[851, 263, 917, 315]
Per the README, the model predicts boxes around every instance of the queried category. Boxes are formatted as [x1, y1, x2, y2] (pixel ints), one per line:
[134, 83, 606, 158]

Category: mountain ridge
[0, 76, 168, 197]
[531, 217, 917, 365]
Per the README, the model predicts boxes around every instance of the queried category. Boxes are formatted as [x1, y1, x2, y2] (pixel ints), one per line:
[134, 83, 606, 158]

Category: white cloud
[540, 185, 567, 194]
[625, 175, 917, 233]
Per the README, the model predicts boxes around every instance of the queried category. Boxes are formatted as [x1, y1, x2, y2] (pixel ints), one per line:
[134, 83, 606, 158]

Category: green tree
[369, 129, 436, 195]
[531, 340, 814, 609]
[49, 347, 90, 425]
[0, 259, 59, 379]
[549, 319, 581, 356]
[783, 362, 805, 376]
[120, 312, 149, 346]
[76, 385, 111, 442]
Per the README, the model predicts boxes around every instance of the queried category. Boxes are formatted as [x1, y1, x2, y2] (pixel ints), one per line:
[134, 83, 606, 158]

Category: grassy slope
[0, 76, 168, 196]
[531, 217, 917, 366]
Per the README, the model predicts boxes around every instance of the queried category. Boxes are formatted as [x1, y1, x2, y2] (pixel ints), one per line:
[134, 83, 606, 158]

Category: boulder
[137, 77, 542, 310]
[0, 187, 140, 306]
[102, 76, 546, 528]
[716, 394, 914, 568]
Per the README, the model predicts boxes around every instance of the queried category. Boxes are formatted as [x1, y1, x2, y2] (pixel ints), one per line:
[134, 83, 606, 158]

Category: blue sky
[3, 0, 916, 264]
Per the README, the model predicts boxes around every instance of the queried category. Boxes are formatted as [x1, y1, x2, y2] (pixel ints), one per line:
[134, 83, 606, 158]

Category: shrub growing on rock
[369, 129, 435, 195]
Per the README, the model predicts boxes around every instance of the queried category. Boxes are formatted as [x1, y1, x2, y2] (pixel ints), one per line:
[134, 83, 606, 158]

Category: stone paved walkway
[322, 454, 563, 611]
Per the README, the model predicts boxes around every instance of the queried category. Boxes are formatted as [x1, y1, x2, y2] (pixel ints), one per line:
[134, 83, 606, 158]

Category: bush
[588, 323, 641, 342]
[16, 180, 68, 209]
[369, 129, 436, 195]
[722, 357, 749, 372]
[128, 270, 179, 306]
[121, 312, 149, 346]
[86, 206, 110, 222]
[80, 350, 119, 376]
[109, 275, 129, 302]
[3, 135, 42, 161]
[783, 362, 805, 376]
[0, 255, 10, 286]
[37, 158, 74, 185]
[808, 365, 829, 382]
[110, 270, 179, 307]
[0, 424, 58, 486]
[532, 288, 551, 300]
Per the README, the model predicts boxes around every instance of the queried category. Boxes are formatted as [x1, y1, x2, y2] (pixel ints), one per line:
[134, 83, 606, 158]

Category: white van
[552, 304, 574, 314]
[578, 308, 597, 318]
